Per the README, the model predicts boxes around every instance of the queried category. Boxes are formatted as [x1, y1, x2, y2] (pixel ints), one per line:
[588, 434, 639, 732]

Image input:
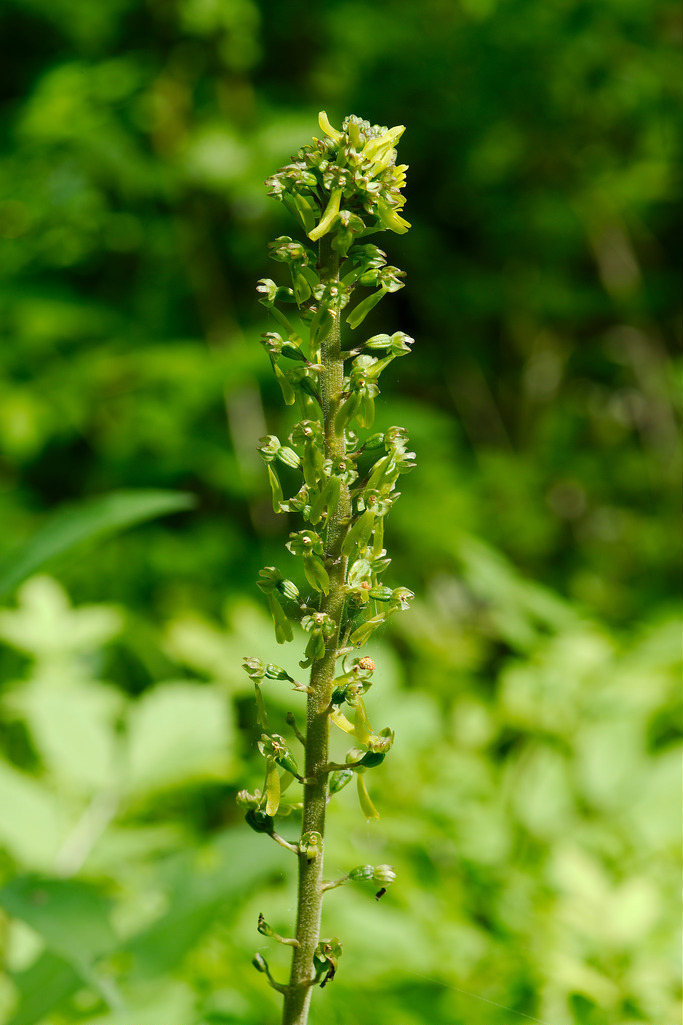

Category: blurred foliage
[0, 0, 679, 1023]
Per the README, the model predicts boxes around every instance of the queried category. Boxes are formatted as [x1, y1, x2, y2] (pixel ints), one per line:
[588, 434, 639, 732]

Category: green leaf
[0, 490, 195, 600]
[0, 875, 117, 964]
[7, 678, 123, 793]
[122, 829, 286, 980]
[0, 761, 64, 868]
[126, 681, 234, 795]
[7, 951, 82, 1025]
[0, 575, 122, 657]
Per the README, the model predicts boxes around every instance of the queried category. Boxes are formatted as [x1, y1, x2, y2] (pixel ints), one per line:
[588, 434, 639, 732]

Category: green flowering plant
[242, 111, 414, 1025]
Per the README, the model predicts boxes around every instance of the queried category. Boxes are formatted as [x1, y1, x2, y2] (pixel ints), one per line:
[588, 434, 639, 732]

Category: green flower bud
[281, 340, 309, 362]
[329, 768, 354, 793]
[364, 333, 392, 350]
[277, 445, 301, 469]
[257, 913, 275, 938]
[360, 431, 386, 450]
[279, 578, 301, 603]
[348, 864, 374, 881]
[358, 750, 385, 768]
[264, 664, 293, 681]
[252, 952, 268, 973]
[245, 808, 274, 833]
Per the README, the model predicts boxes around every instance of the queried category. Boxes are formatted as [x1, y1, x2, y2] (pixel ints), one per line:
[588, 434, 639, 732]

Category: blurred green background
[0, 0, 680, 1023]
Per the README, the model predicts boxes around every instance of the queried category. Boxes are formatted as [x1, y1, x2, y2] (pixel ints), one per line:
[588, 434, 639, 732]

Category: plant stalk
[281, 238, 350, 1025]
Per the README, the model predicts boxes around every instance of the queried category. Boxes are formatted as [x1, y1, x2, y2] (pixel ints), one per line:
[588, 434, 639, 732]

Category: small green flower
[299, 830, 323, 859]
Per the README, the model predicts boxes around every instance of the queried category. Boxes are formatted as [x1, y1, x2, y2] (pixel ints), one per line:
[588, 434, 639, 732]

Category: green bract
[243, 112, 414, 1025]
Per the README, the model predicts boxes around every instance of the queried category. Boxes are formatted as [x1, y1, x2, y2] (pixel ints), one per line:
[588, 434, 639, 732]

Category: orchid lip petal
[318, 110, 343, 143]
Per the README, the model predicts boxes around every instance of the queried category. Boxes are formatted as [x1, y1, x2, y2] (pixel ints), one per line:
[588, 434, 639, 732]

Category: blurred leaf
[72, 979, 196, 1025]
[125, 681, 234, 794]
[7, 951, 83, 1025]
[122, 829, 286, 979]
[0, 762, 64, 868]
[0, 875, 117, 964]
[0, 575, 122, 657]
[7, 680, 123, 792]
[507, 744, 574, 839]
[0, 490, 196, 599]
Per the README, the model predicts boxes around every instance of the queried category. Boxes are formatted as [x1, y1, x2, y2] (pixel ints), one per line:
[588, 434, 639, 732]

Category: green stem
[281, 237, 350, 1025]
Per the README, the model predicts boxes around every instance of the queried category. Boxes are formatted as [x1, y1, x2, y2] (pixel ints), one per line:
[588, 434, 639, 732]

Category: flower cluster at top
[265, 111, 410, 250]
[245, 111, 414, 828]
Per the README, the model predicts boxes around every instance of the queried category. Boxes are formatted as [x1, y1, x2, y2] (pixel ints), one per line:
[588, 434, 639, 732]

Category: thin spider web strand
[401, 966, 566, 1025]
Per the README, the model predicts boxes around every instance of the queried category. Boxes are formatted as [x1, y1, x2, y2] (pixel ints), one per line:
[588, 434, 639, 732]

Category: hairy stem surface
[281, 238, 350, 1025]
